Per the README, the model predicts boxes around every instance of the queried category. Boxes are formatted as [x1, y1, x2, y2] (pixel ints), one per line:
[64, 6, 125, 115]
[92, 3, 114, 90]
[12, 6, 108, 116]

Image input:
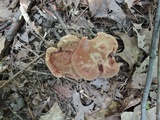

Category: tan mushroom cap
[71, 32, 119, 80]
[57, 35, 80, 52]
[45, 35, 81, 80]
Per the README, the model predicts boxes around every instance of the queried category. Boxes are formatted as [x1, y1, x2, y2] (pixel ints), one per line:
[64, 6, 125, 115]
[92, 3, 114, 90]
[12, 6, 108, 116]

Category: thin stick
[141, 0, 160, 120]
[0, 53, 45, 88]
[157, 33, 160, 120]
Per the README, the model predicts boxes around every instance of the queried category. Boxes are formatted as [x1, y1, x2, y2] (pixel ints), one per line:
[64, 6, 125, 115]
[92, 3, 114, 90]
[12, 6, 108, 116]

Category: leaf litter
[0, 0, 158, 120]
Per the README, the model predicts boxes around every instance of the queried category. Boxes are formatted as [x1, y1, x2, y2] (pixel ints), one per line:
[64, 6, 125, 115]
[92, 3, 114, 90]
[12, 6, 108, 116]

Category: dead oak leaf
[88, 0, 102, 16]
[130, 56, 157, 89]
[133, 27, 152, 54]
[73, 90, 94, 120]
[40, 102, 64, 120]
[0, 0, 14, 21]
[89, 0, 126, 23]
[54, 84, 73, 99]
[115, 32, 140, 69]
[124, 0, 135, 8]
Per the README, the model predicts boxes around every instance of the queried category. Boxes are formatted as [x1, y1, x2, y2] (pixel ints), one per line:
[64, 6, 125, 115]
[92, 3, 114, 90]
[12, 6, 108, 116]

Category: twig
[0, 53, 45, 88]
[141, 0, 160, 120]
[26, 100, 35, 119]
[157, 32, 160, 120]
[8, 106, 23, 120]
[0, 19, 13, 32]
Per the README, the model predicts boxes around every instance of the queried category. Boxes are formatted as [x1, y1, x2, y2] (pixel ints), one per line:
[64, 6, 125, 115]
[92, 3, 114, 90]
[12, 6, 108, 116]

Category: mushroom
[71, 32, 119, 80]
[46, 32, 119, 80]
[45, 35, 80, 80]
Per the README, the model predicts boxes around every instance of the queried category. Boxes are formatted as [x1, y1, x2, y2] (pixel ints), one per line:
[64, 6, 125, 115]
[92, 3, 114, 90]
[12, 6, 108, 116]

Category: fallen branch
[157, 32, 160, 120]
[141, 0, 160, 120]
[0, 19, 12, 32]
[0, 53, 45, 88]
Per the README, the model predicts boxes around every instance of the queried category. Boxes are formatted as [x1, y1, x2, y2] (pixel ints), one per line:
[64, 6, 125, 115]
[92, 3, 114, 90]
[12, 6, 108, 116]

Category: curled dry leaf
[46, 32, 119, 80]
[115, 32, 140, 69]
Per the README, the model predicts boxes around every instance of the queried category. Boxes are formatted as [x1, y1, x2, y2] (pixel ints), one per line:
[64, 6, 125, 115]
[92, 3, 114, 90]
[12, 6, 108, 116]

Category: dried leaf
[0, 99, 7, 110]
[91, 0, 126, 23]
[73, 90, 94, 120]
[40, 102, 64, 120]
[115, 32, 140, 69]
[0, 61, 8, 73]
[0, 35, 5, 54]
[8, 0, 19, 9]
[19, 31, 29, 43]
[133, 27, 152, 54]
[89, 78, 109, 91]
[130, 56, 157, 89]
[10, 93, 24, 111]
[54, 84, 73, 99]
[0, 1, 14, 21]
[85, 101, 120, 119]
[64, 0, 80, 8]
[35, 97, 50, 117]
[20, 0, 41, 35]
[121, 105, 156, 120]
[124, 0, 135, 8]
[88, 0, 102, 16]
[123, 98, 141, 111]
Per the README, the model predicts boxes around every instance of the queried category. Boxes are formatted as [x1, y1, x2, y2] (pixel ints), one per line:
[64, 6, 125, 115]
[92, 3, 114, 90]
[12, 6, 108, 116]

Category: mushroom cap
[57, 35, 80, 52]
[71, 32, 119, 80]
[45, 34, 81, 80]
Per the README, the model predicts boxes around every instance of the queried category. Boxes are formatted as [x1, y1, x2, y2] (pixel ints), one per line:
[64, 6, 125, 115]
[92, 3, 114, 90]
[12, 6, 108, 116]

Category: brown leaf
[54, 84, 73, 99]
[115, 32, 140, 69]
[40, 102, 64, 120]
[89, 0, 126, 23]
[88, 0, 102, 16]
[0, 1, 14, 21]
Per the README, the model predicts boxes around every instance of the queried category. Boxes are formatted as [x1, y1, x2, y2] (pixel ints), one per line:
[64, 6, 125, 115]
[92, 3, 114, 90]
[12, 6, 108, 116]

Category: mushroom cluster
[46, 32, 119, 80]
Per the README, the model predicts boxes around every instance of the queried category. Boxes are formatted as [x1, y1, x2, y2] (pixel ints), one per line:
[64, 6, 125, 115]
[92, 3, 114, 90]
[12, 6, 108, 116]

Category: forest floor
[0, 0, 158, 120]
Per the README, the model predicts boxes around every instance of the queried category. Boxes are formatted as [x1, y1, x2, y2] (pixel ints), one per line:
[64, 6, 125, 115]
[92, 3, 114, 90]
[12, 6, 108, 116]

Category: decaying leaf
[88, 0, 102, 16]
[88, 0, 126, 23]
[8, 0, 19, 9]
[0, 34, 5, 54]
[130, 56, 157, 89]
[0, 61, 8, 73]
[124, 0, 135, 8]
[89, 77, 109, 91]
[133, 27, 152, 54]
[73, 90, 94, 120]
[54, 84, 74, 99]
[121, 105, 156, 120]
[123, 98, 141, 111]
[115, 32, 140, 69]
[20, 0, 41, 35]
[63, 0, 80, 9]
[80, 81, 111, 108]
[40, 102, 64, 120]
[35, 97, 50, 117]
[85, 101, 121, 120]
[10, 93, 24, 111]
[0, 1, 14, 21]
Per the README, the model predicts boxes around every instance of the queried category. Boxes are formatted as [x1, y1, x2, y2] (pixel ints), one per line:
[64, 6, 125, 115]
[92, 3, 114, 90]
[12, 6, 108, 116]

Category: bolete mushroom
[71, 32, 119, 80]
[45, 35, 81, 80]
